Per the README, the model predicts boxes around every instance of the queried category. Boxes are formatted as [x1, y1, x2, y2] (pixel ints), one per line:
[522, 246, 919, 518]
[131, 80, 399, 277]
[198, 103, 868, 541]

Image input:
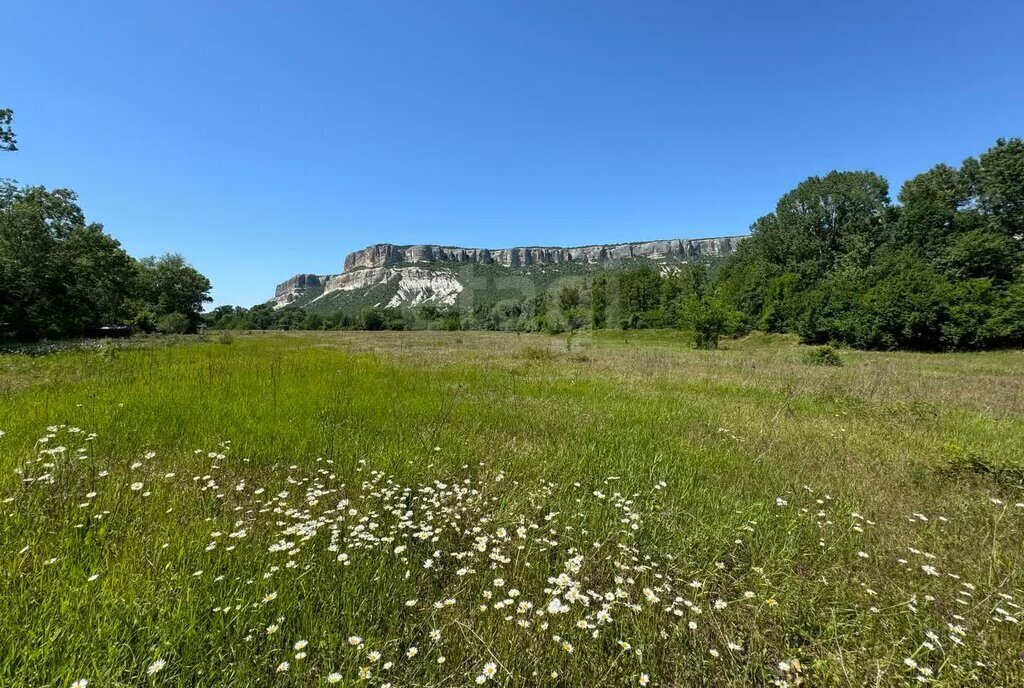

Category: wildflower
[276, 661, 290, 672]
[72, 681, 88, 688]
[263, 592, 277, 603]
[266, 624, 279, 635]
[130, 482, 144, 491]
[429, 629, 442, 642]
[359, 666, 372, 680]
[348, 635, 363, 646]
[483, 662, 498, 678]
[146, 659, 166, 675]
[639, 674, 650, 686]
[294, 640, 308, 650]
[327, 673, 342, 684]
[367, 651, 381, 663]
[406, 646, 418, 658]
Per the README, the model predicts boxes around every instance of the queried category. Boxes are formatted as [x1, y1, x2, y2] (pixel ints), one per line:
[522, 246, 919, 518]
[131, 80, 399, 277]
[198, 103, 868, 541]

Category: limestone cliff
[343, 237, 743, 271]
[271, 235, 744, 311]
[273, 273, 325, 307]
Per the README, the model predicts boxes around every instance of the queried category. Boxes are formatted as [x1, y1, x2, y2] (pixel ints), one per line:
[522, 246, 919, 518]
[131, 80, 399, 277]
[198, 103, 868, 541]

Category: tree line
[1, 110, 212, 342]
[212, 138, 1023, 351]
[716, 138, 1024, 350]
[5, 102, 1022, 351]
[204, 262, 740, 349]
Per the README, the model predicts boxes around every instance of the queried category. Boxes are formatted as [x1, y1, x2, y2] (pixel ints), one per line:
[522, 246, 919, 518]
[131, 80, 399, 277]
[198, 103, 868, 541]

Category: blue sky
[5, 1, 1023, 307]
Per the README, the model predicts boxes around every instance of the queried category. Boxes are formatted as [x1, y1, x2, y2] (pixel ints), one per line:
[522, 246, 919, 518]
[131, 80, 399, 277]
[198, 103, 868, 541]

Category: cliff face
[272, 235, 744, 311]
[273, 273, 325, 307]
[343, 237, 744, 271]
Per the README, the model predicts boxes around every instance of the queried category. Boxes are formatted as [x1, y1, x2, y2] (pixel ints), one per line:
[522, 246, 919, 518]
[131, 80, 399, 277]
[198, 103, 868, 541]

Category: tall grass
[1, 333, 1022, 686]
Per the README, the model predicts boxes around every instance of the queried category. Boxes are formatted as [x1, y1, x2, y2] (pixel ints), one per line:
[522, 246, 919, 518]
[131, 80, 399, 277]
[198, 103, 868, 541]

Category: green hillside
[291, 257, 727, 317]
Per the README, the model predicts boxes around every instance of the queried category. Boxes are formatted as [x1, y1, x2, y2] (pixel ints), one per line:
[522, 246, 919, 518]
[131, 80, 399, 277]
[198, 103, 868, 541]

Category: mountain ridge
[272, 235, 745, 312]
[343, 236, 744, 271]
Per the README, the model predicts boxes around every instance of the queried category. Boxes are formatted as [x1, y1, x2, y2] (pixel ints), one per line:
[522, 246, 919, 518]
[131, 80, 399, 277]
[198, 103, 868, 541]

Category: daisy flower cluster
[4, 424, 1024, 687]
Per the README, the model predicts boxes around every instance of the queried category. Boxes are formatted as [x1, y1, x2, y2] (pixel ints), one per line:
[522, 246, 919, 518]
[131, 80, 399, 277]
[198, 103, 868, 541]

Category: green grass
[1, 332, 1022, 687]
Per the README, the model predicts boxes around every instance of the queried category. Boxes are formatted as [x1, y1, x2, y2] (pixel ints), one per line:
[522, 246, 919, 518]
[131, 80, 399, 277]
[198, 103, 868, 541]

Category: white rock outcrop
[272, 236, 743, 309]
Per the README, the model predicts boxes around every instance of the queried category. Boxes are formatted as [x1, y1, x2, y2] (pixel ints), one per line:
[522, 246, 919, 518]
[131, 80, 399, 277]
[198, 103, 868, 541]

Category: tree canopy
[0, 109, 15, 152]
[0, 182, 211, 341]
[715, 138, 1024, 350]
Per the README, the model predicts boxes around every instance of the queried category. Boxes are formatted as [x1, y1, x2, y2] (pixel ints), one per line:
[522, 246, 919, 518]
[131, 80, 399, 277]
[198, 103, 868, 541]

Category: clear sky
[5, 1, 1023, 307]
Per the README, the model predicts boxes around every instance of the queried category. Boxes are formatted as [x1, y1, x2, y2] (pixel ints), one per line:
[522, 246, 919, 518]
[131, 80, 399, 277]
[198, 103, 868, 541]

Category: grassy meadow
[1, 331, 1023, 687]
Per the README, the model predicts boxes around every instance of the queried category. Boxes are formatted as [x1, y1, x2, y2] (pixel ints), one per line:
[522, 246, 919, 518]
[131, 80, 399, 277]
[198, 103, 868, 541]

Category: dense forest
[1, 110, 212, 341]
[209, 138, 1024, 351]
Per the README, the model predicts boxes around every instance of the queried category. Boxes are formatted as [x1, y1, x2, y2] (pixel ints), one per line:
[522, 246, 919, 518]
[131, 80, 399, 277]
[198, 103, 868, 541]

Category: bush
[542, 316, 564, 335]
[681, 295, 737, 350]
[132, 307, 158, 334]
[802, 345, 843, 366]
[155, 312, 190, 334]
[357, 308, 383, 331]
[357, 307, 406, 331]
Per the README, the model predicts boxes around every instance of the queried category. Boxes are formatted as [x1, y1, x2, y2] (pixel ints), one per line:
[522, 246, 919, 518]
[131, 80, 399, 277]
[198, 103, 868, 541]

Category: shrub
[155, 312, 190, 334]
[357, 308, 385, 331]
[802, 345, 843, 366]
[681, 295, 734, 350]
[357, 307, 406, 331]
